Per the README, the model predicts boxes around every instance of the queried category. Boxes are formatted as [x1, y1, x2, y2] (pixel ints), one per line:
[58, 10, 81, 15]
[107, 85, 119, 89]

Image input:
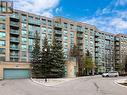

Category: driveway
[0, 76, 127, 95]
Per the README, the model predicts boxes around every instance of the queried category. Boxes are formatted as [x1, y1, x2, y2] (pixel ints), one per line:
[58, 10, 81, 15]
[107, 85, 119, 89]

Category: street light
[44, 48, 47, 82]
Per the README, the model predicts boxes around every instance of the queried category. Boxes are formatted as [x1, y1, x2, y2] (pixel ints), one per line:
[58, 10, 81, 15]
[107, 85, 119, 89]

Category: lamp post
[44, 48, 47, 82]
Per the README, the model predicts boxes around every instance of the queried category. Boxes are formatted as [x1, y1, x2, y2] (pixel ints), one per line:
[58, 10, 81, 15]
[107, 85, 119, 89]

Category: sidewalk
[31, 77, 77, 87]
[31, 75, 101, 87]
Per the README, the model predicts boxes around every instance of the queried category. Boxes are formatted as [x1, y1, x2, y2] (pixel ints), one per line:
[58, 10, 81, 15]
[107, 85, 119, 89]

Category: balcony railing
[10, 38, 19, 43]
[28, 33, 35, 38]
[10, 22, 19, 27]
[56, 37, 62, 41]
[77, 34, 83, 38]
[28, 19, 41, 25]
[10, 14, 19, 19]
[95, 33, 99, 37]
[55, 30, 62, 35]
[77, 28, 83, 32]
[78, 40, 83, 44]
[10, 29, 19, 35]
[10, 46, 19, 50]
[10, 53, 19, 58]
[54, 23, 62, 28]
[115, 37, 120, 41]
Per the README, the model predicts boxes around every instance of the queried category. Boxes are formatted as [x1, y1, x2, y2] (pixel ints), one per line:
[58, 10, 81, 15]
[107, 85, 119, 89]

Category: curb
[31, 78, 77, 87]
[114, 79, 127, 88]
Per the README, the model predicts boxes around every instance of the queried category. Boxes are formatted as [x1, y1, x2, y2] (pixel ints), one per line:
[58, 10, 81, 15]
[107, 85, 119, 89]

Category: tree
[83, 50, 95, 75]
[31, 31, 41, 78]
[50, 36, 65, 77]
[69, 45, 79, 58]
[40, 35, 51, 80]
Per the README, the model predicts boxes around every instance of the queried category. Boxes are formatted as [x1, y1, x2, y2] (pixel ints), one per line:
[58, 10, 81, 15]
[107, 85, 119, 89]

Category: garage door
[4, 69, 30, 79]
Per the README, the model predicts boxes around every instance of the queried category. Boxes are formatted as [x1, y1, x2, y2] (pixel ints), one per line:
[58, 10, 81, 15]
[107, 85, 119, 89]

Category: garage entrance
[4, 69, 30, 79]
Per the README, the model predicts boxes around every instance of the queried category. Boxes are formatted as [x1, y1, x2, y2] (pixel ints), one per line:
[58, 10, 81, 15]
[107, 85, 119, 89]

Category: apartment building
[95, 30, 115, 73]
[114, 34, 127, 73]
[0, 9, 127, 79]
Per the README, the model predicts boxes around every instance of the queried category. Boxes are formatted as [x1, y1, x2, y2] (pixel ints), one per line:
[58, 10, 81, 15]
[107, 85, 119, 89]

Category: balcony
[77, 34, 83, 38]
[10, 45, 19, 50]
[78, 46, 83, 50]
[54, 23, 62, 29]
[77, 28, 83, 33]
[10, 14, 19, 20]
[115, 37, 120, 41]
[28, 33, 35, 38]
[10, 53, 19, 58]
[28, 19, 35, 24]
[95, 54, 99, 58]
[95, 44, 100, 47]
[10, 29, 19, 35]
[78, 40, 83, 44]
[10, 21, 19, 27]
[35, 21, 41, 25]
[95, 49, 99, 52]
[55, 30, 62, 35]
[115, 42, 119, 46]
[115, 47, 120, 51]
[105, 36, 110, 40]
[105, 45, 110, 50]
[10, 38, 19, 43]
[56, 37, 62, 41]
[95, 33, 99, 37]
[95, 38, 99, 42]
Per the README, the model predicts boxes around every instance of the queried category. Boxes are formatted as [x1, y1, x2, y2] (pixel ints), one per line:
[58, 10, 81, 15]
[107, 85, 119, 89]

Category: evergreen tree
[40, 36, 51, 79]
[51, 36, 65, 77]
[31, 31, 41, 78]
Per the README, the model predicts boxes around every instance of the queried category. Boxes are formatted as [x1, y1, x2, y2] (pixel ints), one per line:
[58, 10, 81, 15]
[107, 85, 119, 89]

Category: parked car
[102, 71, 119, 77]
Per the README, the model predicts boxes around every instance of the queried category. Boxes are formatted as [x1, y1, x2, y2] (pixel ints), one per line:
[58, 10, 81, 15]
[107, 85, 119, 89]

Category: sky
[14, 0, 127, 34]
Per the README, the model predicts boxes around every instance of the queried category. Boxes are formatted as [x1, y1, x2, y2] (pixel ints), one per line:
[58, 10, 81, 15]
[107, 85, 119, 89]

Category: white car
[102, 71, 119, 77]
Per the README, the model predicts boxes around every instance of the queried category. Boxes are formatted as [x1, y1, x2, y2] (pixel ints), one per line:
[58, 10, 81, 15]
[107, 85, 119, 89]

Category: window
[21, 45, 27, 50]
[77, 26, 83, 31]
[48, 20, 52, 26]
[70, 24, 73, 29]
[0, 48, 5, 54]
[0, 15, 6, 21]
[0, 32, 5, 38]
[70, 32, 74, 38]
[0, 23, 5, 30]
[48, 28, 52, 34]
[42, 19, 46, 25]
[0, 56, 5, 61]
[21, 30, 27, 37]
[28, 25, 34, 31]
[64, 31, 68, 36]
[42, 33, 46, 39]
[0, 40, 5, 46]
[64, 23, 68, 28]
[64, 36, 68, 42]
[21, 15, 27, 22]
[21, 58, 27, 62]
[48, 34, 52, 40]
[29, 39, 33, 45]
[35, 27, 40, 33]
[64, 43, 68, 48]
[22, 23, 27, 30]
[22, 51, 27, 57]
[21, 38, 27, 44]
[42, 27, 46, 33]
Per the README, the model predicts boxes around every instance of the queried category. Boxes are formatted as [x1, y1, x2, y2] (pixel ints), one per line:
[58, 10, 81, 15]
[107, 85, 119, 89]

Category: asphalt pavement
[0, 76, 127, 95]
